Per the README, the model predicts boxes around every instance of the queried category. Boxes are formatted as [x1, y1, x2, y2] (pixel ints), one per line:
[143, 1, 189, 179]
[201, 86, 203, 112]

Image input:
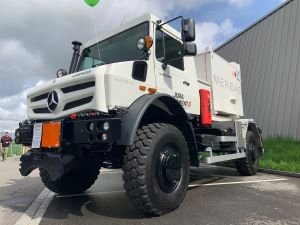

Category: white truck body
[196, 51, 244, 117]
[27, 13, 243, 122]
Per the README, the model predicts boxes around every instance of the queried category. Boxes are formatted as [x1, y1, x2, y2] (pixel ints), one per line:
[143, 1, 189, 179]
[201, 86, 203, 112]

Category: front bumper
[16, 117, 121, 147]
[17, 117, 121, 180]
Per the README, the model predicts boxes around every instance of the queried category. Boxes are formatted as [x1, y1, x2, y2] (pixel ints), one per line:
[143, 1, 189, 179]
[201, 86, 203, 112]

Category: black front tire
[39, 162, 100, 195]
[122, 123, 190, 215]
[235, 131, 260, 176]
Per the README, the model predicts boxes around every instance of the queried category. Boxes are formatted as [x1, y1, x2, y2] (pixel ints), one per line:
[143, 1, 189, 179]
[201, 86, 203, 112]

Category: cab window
[155, 29, 184, 71]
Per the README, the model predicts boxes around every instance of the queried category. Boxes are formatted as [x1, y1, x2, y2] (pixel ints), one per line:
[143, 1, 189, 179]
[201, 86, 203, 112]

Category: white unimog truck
[16, 13, 264, 215]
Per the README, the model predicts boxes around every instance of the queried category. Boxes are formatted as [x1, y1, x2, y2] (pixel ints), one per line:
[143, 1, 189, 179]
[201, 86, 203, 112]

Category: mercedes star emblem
[47, 90, 59, 112]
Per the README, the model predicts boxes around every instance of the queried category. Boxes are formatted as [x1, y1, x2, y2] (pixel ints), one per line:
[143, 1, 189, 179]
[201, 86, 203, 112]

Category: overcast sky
[0, 0, 284, 131]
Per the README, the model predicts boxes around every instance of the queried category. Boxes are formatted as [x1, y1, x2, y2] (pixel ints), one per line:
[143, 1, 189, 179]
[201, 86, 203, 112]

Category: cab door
[154, 27, 194, 114]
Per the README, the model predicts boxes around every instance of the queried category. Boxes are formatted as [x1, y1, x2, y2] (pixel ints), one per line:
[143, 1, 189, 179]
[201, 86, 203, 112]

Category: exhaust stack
[69, 41, 82, 74]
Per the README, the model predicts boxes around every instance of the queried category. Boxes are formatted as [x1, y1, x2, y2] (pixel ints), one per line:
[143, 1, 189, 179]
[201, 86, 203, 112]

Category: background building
[216, 0, 300, 139]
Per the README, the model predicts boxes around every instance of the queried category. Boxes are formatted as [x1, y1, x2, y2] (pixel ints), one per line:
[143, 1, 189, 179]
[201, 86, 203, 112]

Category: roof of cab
[83, 13, 181, 48]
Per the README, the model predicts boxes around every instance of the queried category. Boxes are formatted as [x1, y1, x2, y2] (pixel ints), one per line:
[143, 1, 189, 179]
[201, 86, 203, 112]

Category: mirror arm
[180, 19, 186, 46]
[157, 16, 183, 30]
[157, 16, 195, 68]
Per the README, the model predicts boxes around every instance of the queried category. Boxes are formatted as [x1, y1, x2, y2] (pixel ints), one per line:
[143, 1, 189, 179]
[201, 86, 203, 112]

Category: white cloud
[195, 19, 239, 52]
[228, 0, 253, 8]
[0, 39, 45, 91]
[0, 81, 44, 131]
[167, 0, 254, 10]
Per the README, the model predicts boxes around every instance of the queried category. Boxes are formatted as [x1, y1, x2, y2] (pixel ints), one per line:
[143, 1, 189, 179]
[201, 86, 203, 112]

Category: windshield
[77, 22, 149, 72]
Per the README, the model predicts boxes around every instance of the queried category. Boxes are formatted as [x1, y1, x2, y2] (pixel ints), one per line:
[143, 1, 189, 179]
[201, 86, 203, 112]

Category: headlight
[103, 122, 110, 131]
[137, 38, 146, 50]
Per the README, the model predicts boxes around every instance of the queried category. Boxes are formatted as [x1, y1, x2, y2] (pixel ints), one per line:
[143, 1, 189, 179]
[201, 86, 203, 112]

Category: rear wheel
[235, 131, 260, 176]
[122, 123, 190, 215]
[39, 162, 100, 194]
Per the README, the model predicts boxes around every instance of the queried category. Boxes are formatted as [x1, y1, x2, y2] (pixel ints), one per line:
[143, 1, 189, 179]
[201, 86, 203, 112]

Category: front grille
[33, 108, 51, 114]
[31, 93, 49, 103]
[61, 81, 95, 93]
[29, 79, 96, 117]
[63, 96, 93, 111]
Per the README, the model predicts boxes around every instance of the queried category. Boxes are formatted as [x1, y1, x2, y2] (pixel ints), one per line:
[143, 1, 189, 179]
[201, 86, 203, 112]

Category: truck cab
[16, 13, 263, 216]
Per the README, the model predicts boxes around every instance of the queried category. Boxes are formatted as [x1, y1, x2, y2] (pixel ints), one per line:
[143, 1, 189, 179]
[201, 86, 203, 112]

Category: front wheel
[122, 123, 190, 215]
[40, 162, 100, 195]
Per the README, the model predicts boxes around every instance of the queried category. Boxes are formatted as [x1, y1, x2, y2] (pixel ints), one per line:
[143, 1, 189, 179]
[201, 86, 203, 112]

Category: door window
[155, 29, 184, 70]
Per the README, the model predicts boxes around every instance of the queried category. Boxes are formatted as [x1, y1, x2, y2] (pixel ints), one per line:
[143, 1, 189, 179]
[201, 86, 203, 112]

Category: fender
[235, 119, 263, 151]
[117, 94, 196, 148]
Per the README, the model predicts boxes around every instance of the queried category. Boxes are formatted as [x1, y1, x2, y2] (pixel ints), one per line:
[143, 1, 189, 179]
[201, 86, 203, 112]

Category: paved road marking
[30, 191, 55, 225]
[14, 188, 54, 225]
[188, 178, 288, 188]
[57, 179, 288, 198]
[56, 190, 126, 198]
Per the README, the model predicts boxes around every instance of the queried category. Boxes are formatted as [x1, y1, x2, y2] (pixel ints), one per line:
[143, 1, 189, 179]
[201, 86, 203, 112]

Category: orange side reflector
[41, 122, 61, 148]
[139, 85, 147, 91]
[148, 87, 157, 94]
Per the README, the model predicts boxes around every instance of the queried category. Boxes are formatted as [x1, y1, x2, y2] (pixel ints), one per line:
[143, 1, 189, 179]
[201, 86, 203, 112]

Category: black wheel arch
[117, 94, 198, 166]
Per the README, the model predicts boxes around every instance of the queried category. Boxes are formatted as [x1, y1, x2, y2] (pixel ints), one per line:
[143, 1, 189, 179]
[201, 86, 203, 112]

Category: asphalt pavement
[0, 158, 44, 225]
[40, 166, 300, 225]
[1, 159, 299, 225]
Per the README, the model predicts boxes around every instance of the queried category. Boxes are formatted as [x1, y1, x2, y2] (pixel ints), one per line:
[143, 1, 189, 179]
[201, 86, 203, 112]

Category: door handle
[183, 81, 190, 86]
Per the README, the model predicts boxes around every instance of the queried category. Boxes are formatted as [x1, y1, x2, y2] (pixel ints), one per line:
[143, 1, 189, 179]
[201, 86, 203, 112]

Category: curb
[217, 163, 300, 179]
[259, 168, 300, 178]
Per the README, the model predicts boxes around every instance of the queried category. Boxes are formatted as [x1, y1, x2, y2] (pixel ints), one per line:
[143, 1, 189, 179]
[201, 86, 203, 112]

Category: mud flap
[20, 151, 74, 181]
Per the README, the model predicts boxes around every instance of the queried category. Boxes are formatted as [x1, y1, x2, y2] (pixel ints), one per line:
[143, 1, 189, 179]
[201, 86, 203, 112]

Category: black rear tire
[39, 162, 100, 194]
[235, 131, 260, 176]
[122, 123, 190, 215]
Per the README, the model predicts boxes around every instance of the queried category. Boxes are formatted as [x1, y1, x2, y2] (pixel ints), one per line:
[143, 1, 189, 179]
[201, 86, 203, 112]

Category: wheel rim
[156, 145, 182, 193]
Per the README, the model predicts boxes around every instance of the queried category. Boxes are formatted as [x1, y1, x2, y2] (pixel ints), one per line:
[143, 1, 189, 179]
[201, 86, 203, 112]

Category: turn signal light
[145, 36, 153, 49]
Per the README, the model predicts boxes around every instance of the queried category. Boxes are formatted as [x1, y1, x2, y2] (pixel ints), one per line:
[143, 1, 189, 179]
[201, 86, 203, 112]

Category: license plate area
[31, 122, 61, 149]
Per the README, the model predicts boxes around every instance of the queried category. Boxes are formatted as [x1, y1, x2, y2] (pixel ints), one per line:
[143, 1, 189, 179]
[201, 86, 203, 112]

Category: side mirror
[184, 43, 197, 56]
[182, 18, 196, 42]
